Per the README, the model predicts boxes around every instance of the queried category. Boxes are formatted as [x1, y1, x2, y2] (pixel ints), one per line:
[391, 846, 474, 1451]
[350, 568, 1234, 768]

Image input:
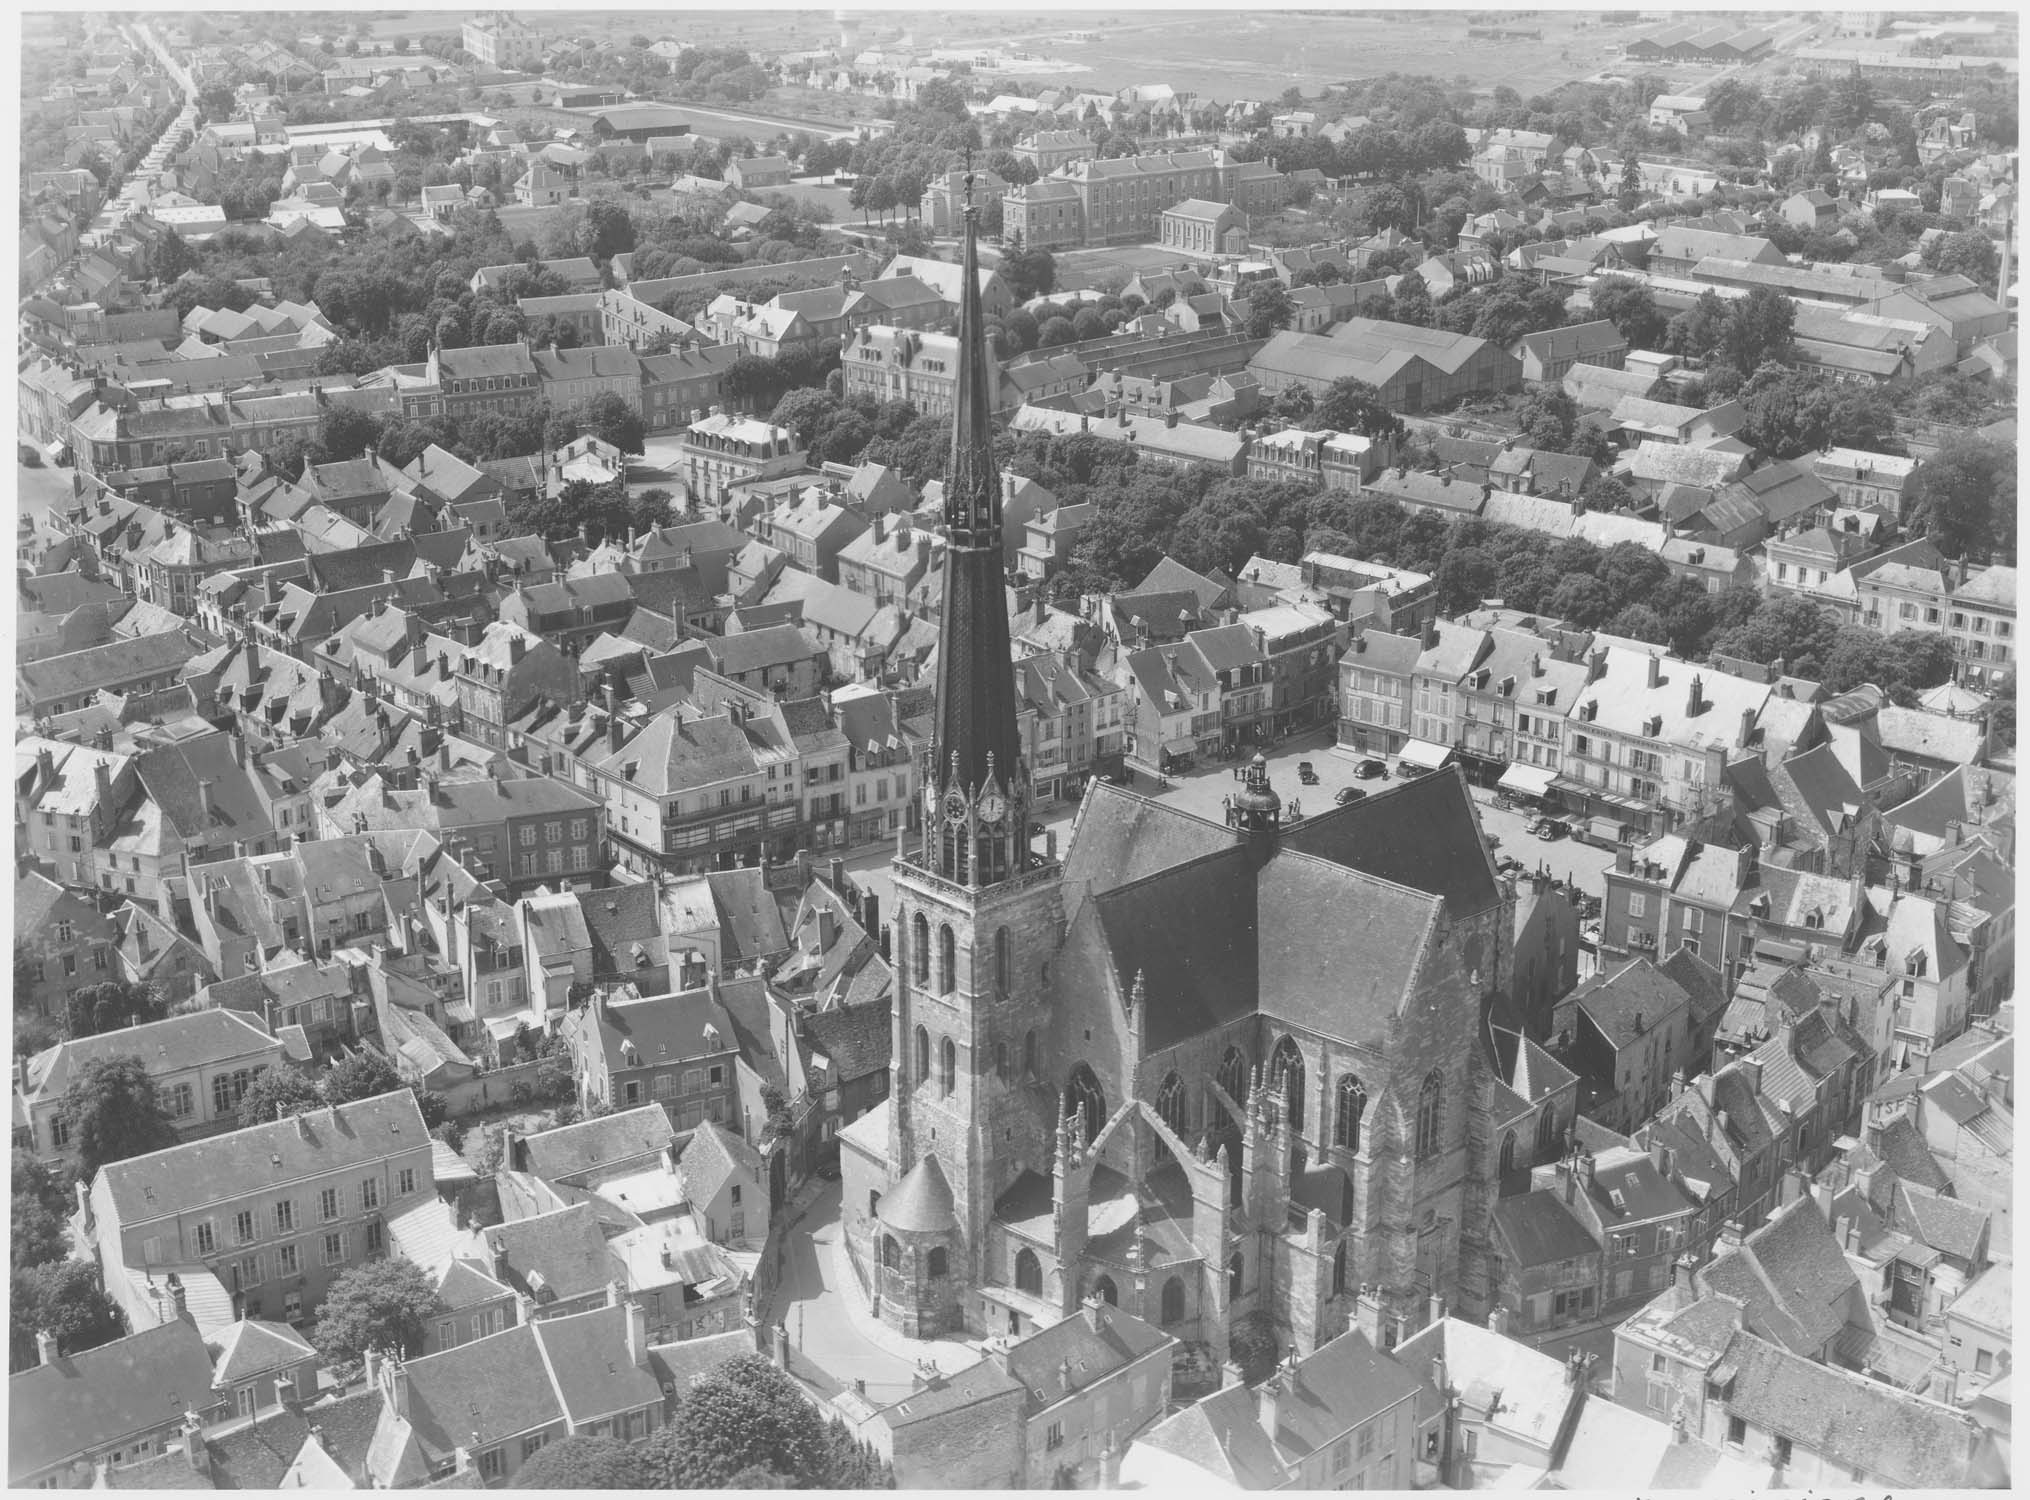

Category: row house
[840, 323, 1036, 419]
[80, 1090, 435, 1332]
[839, 511, 944, 606]
[679, 411, 805, 512]
[68, 387, 401, 475]
[1854, 550, 2016, 690]
[532, 341, 640, 408]
[832, 685, 928, 846]
[1550, 956, 1697, 1134]
[16, 1008, 283, 1167]
[1559, 646, 1770, 836]
[752, 485, 869, 583]
[1811, 447, 1920, 521]
[321, 772, 607, 897]
[1015, 650, 1130, 803]
[639, 346, 742, 434]
[1244, 426, 1386, 495]
[498, 573, 638, 655]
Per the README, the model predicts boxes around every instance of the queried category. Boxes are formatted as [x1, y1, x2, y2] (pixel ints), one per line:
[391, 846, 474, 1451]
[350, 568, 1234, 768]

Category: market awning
[1498, 764, 1557, 798]
[1398, 738, 1453, 771]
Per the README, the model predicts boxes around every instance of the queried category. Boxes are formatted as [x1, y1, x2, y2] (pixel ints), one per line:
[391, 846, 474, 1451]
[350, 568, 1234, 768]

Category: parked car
[1335, 786, 1367, 805]
[1353, 758, 1388, 780]
[1297, 761, 1320, 785]
[1534, 817, 1570, 842]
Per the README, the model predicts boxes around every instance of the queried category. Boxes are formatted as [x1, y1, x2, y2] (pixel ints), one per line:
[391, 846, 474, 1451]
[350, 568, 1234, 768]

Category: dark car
[816, 1160, 842, 1182]
[1535, 817, 1570, 842]
[1352, 758, 1388, 780]
[1297, 760, 1320, 785]
[1335, 786, 1368, 805]
[1398, 760, 1430, 778]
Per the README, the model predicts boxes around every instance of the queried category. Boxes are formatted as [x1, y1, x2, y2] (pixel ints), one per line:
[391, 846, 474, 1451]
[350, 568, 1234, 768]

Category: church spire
[923, 154, 1027, 887]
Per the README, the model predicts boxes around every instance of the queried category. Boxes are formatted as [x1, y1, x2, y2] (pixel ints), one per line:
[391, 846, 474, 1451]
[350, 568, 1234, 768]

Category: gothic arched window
[1015, 1247, 1042, 1294]
[1332, 1239, 1349, 1295]
[1416, 1069, 1443, 1159]
[938, 924, 956, 996]
[1214, 1046, 1250, 1131]
[1271, 1034, 1305, 1134]
[1065, 1063, 1106, 1144]
[995, 926, 1011, 997]
[1536, 1107, 1559, 1160]
[1093, 1275, 1118, 1306]
[926, 1246, 949, 1279]
[1335, 1076, 1367, 1152]
[914, 1025, 930, 1085]
[940, 1037, 957, 1096]
[1156, 1072, 1187, 1140]
[881, 1236, 901, 1271]
[1228, 1252, 1245, 1300]
[1500, 1130, 1517, 1177]
[911, 912, 929, 985]
[1160, 1276, 1186, 1324]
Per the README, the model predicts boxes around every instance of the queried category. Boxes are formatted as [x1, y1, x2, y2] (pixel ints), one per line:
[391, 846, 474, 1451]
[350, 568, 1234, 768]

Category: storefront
[1398, 737, 1455, 774]
[1497, 763, 1559, 810]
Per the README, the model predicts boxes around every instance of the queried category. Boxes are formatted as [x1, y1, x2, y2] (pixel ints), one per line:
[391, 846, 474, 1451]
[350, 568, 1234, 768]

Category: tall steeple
[922, 156, 1027, 887]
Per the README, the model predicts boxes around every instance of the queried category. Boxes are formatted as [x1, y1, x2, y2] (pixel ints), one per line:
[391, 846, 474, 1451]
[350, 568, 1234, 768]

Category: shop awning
[1162, 738, 1194, 758]
[1498, 764, 1557, 798]
[1398, 738, 1453, 771]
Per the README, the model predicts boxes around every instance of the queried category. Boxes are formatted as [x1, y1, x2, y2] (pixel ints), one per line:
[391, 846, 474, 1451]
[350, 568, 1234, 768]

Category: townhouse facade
[679, 412, 806, 512]
[81, 1091, 435, 1329]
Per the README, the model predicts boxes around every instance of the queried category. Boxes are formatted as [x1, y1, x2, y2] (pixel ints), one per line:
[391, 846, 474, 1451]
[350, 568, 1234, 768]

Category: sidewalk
[823, 1216, 980, 1374]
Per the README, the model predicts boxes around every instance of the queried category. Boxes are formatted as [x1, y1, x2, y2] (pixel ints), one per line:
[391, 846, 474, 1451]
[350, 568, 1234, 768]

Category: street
[769, 1179, 979, 1403]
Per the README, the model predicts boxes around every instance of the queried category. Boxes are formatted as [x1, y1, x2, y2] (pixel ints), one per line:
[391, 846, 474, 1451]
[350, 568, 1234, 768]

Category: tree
[321, 1048, 403, 1106]
[1243, 281, 1295, 341]
[1001, 246, 1057, 301]
[1315, 378, 1404, 445]
[60, 1056, 180, 1181]
[1588, 279, 1665, 349]
[10, 1259, 123, 1373]
[63, 980, 163, 1040]
[1915, 437, 2016, 561]
[1719, 285, 1795, 377]
[1037, 315, 1077, 348]
[311, 1257, 447, 1377]
[768, 387, 839, 448]
[11, 1194, 68, 1271]
[642, 1354, 887, 1487]
[1925, 230, 2000, 293]
[1709, 594, 1843, 679]
[575, 391, 646, 455]
[517, 1435, 651, 1488]
[236, 1065, 323, 1130]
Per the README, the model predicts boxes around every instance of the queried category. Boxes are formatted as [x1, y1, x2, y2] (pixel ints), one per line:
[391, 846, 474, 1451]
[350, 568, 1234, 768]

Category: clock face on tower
[978, 789, 1007, 825]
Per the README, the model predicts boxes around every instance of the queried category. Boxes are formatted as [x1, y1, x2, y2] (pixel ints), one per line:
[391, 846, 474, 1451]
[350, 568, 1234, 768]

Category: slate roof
[1494, 1190, 1602, 1268]
[96, 1089, 427, 1225]
[803, 998, 894, 1084]
[1699, 1197, 1857, 1355]
[484, 1203, 618, 1305]
[881, 1151, 958, 1233]
[8, 1319, 217, 1481]
[21, 1008, 280, 1105]
[1722, 1330, 1990, 1485]
[519, 1104, 676, 1182]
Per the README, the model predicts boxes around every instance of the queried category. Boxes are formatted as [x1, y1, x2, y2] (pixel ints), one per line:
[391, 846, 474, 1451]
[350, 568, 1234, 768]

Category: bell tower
[876, 161, 1064, 1338]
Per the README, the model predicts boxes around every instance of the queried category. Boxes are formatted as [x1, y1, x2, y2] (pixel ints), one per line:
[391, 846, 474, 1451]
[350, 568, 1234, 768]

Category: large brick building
[1002, 149, 1287, 250]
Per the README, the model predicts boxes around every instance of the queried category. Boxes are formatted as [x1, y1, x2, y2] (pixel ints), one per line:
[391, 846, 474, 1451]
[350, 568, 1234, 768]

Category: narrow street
[769, 1180, 979, 1405]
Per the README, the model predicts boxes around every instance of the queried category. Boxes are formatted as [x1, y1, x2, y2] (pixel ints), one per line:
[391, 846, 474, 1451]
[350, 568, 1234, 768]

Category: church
[839, 174, 1538, 1370]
